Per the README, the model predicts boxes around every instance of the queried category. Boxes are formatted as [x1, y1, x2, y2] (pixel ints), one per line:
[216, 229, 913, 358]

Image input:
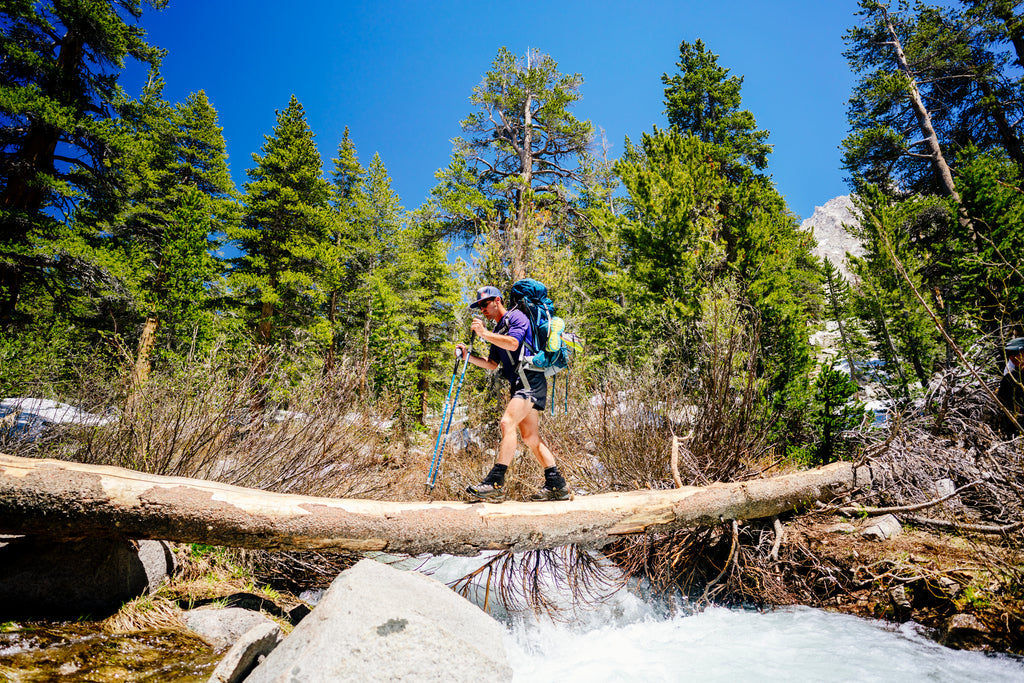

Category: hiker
[456, 285, 571, 501]
[998, 337, 1024, 436]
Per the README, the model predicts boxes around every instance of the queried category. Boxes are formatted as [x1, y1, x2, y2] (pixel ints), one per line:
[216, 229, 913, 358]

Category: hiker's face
[480, 298, 501, 321]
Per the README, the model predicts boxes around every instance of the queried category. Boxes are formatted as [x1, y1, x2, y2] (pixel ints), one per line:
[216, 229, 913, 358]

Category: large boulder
[0, 535, 175, 619]
[245, 558, 512, 683]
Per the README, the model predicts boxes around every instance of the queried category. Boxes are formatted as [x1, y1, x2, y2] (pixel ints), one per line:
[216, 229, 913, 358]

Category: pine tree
[614, 130, 728, 363]
[0, 0, 166, 329]
[848, 188, 944, 393]
[101, 80, 236, 381]
[230, 96, 331, 355]
[812, 363, 865, 465]
[441, 47, 593, 282]
[353, 153, 403, 391]
[821, 258, 862, 389]
[323, 127, 370, 371]
[662, 39, 772, 175]
[400, 214, 460, 425]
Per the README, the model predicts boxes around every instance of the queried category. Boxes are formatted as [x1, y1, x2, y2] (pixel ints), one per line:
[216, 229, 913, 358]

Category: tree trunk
[416, 321, 430, 425]
[881, 8, 961, 203]
[976, 77, 1024, 168]
[132, 316, 160, 388]
[0, 453, 870, 556]
[510, 93, 534, 283]
[881, 6, 976, 238]
[325, 289, 338, 374]
[360, 294, 373, 394]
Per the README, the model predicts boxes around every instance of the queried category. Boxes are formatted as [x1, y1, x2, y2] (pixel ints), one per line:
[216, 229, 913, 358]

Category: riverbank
[782, 514, 1024, 654]
[1, 519, 1021, 681]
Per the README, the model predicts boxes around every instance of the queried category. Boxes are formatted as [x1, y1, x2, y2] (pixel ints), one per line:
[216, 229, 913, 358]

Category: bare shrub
[11, 347, 405, 501]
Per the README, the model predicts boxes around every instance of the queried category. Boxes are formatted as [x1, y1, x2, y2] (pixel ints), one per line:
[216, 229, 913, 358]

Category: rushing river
[3, 551, 1023, 681]
[414, 553, 1024, 683]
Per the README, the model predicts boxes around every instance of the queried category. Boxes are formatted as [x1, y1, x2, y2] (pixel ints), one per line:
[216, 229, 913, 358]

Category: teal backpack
[509, 278, 583, 376]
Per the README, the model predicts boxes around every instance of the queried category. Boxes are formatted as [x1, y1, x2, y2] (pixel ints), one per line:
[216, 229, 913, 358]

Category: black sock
[544, 466, 566, 489]
[483, 463, 508, 486]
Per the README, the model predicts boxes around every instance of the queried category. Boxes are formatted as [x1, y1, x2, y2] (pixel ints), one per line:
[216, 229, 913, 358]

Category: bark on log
[0, 454, 869, 556]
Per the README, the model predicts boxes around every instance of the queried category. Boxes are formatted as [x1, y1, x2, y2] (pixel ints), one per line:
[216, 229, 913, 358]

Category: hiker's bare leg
[497, 396, 536, 466]
[517, 408, 556, 469]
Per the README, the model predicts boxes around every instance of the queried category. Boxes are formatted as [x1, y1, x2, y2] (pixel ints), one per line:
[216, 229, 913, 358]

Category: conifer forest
[4, 0, 1024, 656]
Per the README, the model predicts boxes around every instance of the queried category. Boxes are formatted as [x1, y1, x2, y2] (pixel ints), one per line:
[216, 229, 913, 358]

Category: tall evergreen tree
[615, 130, 728, 361]
[230, 96, 331, 354]
[662, 39, 772, 175]
[98, 80, 235, 380]
[0, 0, 166, 329]
[323, 127, 370, 371]
[821, 258, 862, 389]
[441, 47, 593, 282]
[355, 152, 403, 391]
[400, 214, 460, 426]
[848, 188, 944, 393]
[812, 363, 865, 465]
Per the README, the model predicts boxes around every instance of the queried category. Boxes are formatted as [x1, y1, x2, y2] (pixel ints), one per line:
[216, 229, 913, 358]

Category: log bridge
[0, 454, 871, 556]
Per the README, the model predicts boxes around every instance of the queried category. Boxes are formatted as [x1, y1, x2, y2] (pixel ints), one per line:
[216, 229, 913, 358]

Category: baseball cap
[1006, 337, 1024, 353]
[470, 285, 502, 309]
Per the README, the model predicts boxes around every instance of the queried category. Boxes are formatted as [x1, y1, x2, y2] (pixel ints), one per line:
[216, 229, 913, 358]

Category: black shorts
[511, 367, 547, 411]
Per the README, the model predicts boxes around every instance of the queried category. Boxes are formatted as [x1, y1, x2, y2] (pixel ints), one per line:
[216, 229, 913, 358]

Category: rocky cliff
[801, 195, 863, 281]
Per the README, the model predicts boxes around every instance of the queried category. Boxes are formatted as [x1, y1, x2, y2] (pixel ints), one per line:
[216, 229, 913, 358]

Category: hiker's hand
[470, 317, 486, 338]
[455, 343, 467, 359]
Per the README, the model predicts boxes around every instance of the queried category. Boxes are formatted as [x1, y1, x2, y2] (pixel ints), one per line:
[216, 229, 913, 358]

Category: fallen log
[0, 454, 870, 556]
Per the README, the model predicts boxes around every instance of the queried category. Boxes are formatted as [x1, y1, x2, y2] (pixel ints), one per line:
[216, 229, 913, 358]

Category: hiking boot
[529, 484, 571, 501]
[466, 482, 505, 502]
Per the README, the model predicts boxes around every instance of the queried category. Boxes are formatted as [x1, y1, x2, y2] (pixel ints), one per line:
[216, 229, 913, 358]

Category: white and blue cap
[470, 285, 502, 309]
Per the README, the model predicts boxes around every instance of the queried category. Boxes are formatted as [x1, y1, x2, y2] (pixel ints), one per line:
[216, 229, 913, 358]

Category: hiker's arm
[471, 318, 519, 353]
[455, 342, 499, 372]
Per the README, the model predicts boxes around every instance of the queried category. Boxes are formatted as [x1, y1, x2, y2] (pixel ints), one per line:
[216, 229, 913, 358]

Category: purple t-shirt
[487, 308, 534, 384]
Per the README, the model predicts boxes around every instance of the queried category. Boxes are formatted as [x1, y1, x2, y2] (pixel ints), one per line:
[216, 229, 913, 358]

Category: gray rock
[937, 576, 961, 600]
[0, 536, 175, 619]
[185, 607, 278, 651]
[932, 479, 962, 509]
[801, 195, 864, 282]
[137, 539, 177, 593]
[245, 558, 512, 683]
[940, 613, 992, 649]
[207, 621, 282, 683]
[889, 585, 913, 621]
[860, 514, 902, 541]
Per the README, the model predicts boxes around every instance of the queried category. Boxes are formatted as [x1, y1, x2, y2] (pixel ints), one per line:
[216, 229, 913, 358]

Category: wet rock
[207, 621, 282, 683]
[940, 613, 992, 650]
[0, 536, 175, 619]
[889, 585, 913, 622]
[245, 558, 512, 683]
[185, 607, 278, 651]
[860, 514, 902, 541]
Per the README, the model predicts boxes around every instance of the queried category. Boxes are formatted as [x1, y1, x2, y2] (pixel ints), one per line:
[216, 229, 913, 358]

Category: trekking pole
[426, 339, 473, 491]
[550, 375, 556, 416]
[563, 368, 569, 416]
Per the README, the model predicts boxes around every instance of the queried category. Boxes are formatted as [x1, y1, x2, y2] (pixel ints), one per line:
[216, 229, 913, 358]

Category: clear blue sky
[126, 0, 863, 223]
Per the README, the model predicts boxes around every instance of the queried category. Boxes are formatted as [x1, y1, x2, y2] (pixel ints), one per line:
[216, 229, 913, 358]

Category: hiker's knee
[499, 413, 518, 436]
